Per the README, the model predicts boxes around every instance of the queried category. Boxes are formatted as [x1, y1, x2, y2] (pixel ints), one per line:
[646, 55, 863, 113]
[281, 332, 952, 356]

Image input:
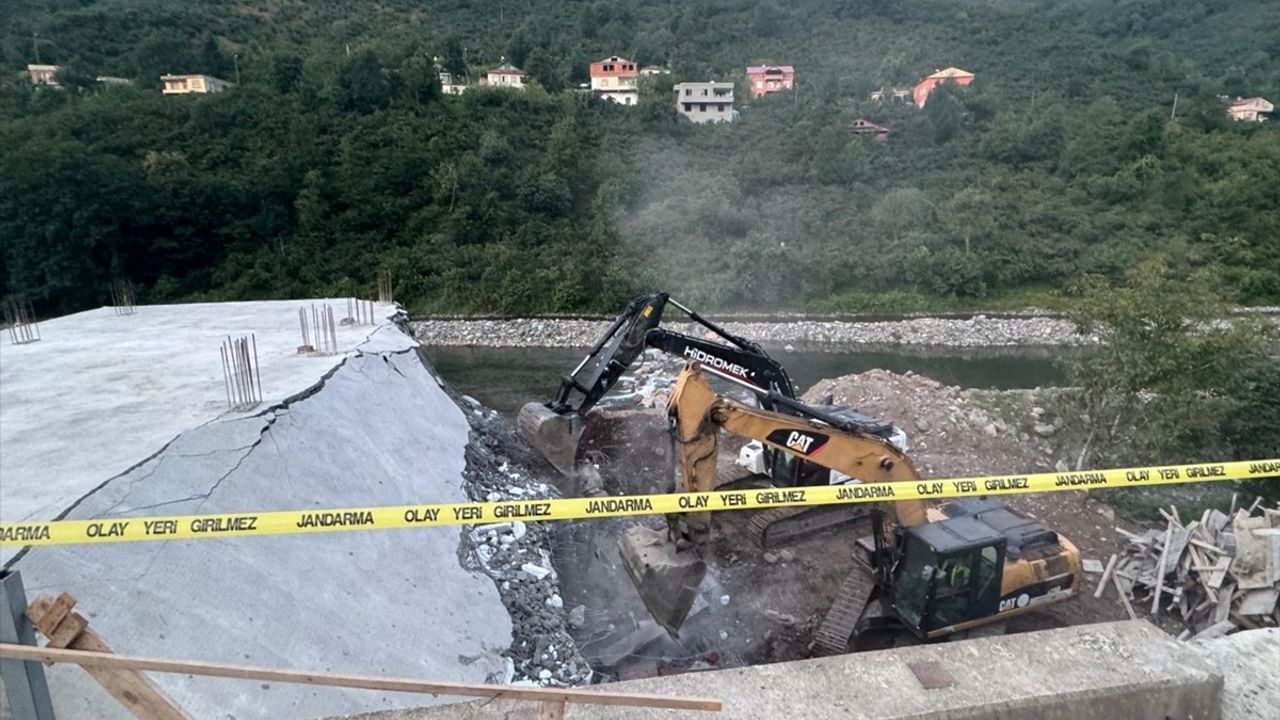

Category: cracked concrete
[0, 300, 404, 545]
[2, 304, 513, 719]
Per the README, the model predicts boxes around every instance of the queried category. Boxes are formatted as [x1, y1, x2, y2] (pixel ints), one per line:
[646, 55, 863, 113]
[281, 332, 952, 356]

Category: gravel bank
[413, 316, 1092, 348]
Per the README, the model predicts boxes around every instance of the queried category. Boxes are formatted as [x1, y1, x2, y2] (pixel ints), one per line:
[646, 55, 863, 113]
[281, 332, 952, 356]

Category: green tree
[1062, 258, 1277, 468]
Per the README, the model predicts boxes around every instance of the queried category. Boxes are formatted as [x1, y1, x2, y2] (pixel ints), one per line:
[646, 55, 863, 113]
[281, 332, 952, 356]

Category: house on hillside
[439, 71, 466, 95]
[674, 81, 735, 124]
[590, 55, 639, 105]
[27, 64, 60, 86]
[851, 118, 890, 141]
[870, 86, 911, 103]
[161, 74, 233, 95]
[1226, 96, 1273, 122]
[640, 66, 670, 77]
[746, 65, 794, 98]
[480, 63, 526, 89]
[913, 67, 975, 108]
[96, 76, 133, 86]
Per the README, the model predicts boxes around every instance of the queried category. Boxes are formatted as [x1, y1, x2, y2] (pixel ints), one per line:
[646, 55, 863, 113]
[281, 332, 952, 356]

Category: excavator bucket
[617, 525, 707, 635]
[517, 403, 584, 476]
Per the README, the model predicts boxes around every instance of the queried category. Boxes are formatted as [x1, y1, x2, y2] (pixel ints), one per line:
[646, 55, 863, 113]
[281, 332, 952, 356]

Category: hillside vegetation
[2, 0, 1278, 316]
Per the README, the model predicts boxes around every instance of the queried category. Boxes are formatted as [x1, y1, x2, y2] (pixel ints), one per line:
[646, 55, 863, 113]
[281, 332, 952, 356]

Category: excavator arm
[518, 292, 796, 474]
[667, 364, 926, 545]
[620, 364, 925, 633]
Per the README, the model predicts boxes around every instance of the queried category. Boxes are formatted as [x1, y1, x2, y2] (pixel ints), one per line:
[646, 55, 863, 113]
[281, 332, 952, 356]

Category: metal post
[0, 570, 56, 720]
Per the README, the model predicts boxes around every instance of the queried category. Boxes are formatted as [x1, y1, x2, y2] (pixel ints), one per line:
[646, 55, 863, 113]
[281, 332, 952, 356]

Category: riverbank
[413, 315, 1090, 348]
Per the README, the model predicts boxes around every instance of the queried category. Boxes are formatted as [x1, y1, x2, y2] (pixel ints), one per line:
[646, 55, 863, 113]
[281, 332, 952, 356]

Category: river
[424, 344, 1067, 416]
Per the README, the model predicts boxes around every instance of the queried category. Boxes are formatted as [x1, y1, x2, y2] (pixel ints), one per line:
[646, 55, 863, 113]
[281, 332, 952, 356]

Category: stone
[983, 423, 999, 438]
[1054, 459, 1071, 473]
[521, 563, 552, 580]
[915, 417, 931, 433]
[538, 669, 552, 681]
[1031, 406, 1045, 418]
[546, 594, 564, 609]
[763, 552, 779, 564]
[1034, 423, 1056, 438]
[765, 610, 797, 626]
[778, 549, 795, 562]
[719, 594, 731, 606]
[568, 605, 586, 628]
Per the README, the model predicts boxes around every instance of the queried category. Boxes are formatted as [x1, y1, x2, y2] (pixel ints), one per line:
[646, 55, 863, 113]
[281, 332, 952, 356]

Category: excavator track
[812, 565, 876, 656]
[747, 505, 872, 548]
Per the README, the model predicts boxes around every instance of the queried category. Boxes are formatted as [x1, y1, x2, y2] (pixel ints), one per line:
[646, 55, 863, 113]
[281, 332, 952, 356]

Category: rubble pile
[804, 369, 1059, 477]
[454, 394, 590, 687]
[1101, 501, 1280, 639]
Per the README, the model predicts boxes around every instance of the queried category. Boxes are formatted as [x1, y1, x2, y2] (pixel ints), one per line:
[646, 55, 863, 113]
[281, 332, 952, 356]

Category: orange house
[589, 56, 639, 90]
[746, 65, 794, 98]
[913, 67, 975, 108]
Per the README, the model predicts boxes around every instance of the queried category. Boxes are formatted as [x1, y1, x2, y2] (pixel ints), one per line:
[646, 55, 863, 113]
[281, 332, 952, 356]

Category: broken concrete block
[521, 563, 552, 580]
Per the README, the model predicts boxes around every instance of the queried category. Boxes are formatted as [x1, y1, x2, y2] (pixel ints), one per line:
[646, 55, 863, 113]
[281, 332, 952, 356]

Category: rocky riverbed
[414, 316, 1093, 348]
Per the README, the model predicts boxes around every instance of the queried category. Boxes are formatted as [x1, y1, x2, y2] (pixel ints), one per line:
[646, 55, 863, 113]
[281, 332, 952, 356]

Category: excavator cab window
[891, 525, 1007, 636]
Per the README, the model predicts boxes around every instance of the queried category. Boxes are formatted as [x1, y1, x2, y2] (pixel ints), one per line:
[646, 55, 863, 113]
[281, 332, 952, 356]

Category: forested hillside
[2, 0, 1278, 315]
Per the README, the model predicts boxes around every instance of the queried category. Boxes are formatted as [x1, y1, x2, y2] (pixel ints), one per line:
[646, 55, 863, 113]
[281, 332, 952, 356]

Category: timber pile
[1098, 500, 1280, 640]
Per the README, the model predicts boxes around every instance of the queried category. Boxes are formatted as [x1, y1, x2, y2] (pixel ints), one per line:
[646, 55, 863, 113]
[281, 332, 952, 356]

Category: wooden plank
[65, 623, 189, 720]
[1187, 546, 1216, 599]
[1152, 525, 1173, 615]
[26, 593, 75, 637]
[1114, 527, 1148, 544]
[1190, 538, 1226, 555]
[44, 612, 88, 649]
[1094, 554, 1118, 599]
[0, 644, 722, 711]
[1113, 575, 1137, 620]
[1165, 527, 1192, 566]
[1236, 588, 1279, 616]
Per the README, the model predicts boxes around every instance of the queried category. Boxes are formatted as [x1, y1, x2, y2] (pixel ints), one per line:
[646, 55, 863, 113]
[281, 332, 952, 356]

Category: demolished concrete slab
[0, 300, 400, 540]
[327, 620, 1224, 720]
[1189, 628, 1280, 720]
[1, 302, 571, 718]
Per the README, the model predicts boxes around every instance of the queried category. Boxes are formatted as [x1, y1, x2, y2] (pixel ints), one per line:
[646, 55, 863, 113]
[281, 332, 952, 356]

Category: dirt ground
[548, 366, 1190, 679]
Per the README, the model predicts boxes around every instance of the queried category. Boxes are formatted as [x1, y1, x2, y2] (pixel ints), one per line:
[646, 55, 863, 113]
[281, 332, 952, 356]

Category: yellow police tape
[2, 459, 1277, 548]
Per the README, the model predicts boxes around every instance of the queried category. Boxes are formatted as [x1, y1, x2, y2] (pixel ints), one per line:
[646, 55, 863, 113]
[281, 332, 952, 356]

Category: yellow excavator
[620, 363, 1084, 653]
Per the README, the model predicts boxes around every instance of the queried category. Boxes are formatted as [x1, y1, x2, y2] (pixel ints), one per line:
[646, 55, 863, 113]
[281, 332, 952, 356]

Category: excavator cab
[888, 520, 1006, 637]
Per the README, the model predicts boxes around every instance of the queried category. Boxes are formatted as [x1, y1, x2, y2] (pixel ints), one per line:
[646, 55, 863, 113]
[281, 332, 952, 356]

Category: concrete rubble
[453, 394, 589, 687]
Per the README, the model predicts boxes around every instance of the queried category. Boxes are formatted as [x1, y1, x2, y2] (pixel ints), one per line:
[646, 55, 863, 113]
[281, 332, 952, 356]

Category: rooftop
[487, 63, 525, 76]
[926, 66, 975, 79]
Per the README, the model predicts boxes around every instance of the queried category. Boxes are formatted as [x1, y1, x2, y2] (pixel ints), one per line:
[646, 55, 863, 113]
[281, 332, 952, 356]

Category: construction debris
[1105, 500, 1280, 638]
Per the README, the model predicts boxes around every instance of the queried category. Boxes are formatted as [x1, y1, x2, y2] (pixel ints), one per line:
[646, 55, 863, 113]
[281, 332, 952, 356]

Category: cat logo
[786, 431, 816, 453]
[765, 429, 829, 457]
[999, 593, 1031, 612]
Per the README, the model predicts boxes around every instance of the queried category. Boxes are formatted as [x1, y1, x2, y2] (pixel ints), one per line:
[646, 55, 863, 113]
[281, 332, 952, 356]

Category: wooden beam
[0, 644, 722, 712]
[1094, 554, 1118, 599]
[26, 595, 188, 720]
[1113, 575, 1137, 620]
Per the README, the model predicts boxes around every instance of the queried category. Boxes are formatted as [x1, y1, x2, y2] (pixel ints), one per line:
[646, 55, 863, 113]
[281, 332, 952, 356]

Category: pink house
[912, 67, 974, 108]
[746, 65, 795, 98]
[1227, 97, 1274, 122]
[27, 64, 60, 86]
